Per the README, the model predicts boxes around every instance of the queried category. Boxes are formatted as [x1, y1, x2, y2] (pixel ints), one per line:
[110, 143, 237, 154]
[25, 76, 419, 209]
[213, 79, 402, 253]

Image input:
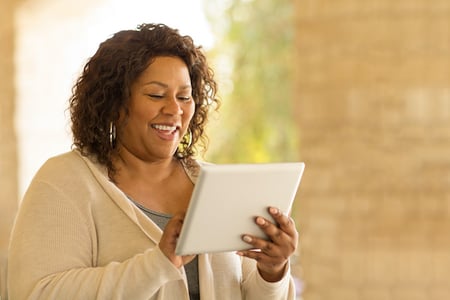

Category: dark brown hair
[69, 23, 219, 175]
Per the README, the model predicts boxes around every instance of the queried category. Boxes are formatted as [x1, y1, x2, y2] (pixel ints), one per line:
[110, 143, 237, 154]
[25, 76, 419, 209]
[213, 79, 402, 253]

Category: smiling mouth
[150, 124, 181, 140]
[151, 124, 179, 132]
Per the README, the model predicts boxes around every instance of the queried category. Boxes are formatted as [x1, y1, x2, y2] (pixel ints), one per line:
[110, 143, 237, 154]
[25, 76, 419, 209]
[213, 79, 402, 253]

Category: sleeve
[240, 256, 296, 300]
[7, 179, 186, 300]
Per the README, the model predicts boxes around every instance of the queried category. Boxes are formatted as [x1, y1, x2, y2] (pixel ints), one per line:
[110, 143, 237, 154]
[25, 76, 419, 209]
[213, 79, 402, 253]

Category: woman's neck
[112, 154, 193, 215]
[113, 154, 180, 183]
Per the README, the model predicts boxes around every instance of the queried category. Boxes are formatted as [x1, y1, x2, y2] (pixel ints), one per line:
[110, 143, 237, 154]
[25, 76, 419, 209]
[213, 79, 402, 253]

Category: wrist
[257, 262, 288, 282]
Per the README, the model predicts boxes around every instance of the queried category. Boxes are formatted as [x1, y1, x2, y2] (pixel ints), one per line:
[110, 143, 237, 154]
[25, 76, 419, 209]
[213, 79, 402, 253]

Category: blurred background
[1, 0, 449, 299]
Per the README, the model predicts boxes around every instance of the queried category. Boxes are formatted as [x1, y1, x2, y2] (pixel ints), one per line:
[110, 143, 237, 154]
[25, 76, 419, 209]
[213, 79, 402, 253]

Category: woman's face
[117, 56, 195, 162]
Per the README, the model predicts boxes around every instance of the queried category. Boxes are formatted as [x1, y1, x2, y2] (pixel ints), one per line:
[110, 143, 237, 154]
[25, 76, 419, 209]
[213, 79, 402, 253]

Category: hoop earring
[177, 129, 192, 155]
[186, 128, 192, 148]
[184, 128, 193, 148]
[109, 122, 116, 148]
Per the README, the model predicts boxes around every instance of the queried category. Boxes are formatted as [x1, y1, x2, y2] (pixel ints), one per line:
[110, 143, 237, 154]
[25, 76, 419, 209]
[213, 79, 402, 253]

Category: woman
[8, 23, 298, 299]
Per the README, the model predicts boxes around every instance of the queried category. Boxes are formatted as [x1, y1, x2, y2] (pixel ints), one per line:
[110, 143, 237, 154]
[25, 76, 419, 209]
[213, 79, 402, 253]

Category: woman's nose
[163, 97, 183, 115]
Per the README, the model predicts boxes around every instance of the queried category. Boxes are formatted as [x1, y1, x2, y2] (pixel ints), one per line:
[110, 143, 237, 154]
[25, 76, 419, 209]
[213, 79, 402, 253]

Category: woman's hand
[159, 213, 196, 268]
[237, 207, 299, 282]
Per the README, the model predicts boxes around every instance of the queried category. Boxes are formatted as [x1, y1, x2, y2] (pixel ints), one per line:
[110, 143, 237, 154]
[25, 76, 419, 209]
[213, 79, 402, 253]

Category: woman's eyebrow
[143, 81, 191, 90]
[143, 81, 168, 88]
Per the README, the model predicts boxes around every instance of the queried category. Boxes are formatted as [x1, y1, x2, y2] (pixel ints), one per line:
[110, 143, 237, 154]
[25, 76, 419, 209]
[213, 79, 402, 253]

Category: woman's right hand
[158, 213, 196, 268]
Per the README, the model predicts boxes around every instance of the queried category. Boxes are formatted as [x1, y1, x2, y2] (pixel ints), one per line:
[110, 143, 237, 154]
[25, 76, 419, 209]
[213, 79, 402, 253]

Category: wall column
[0, 0, 19, 298]
[294, 0, 450, 298]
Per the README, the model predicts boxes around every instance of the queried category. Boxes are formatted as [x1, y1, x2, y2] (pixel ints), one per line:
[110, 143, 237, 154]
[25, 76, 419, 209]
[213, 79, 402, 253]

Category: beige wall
[294, 1, 450, 299]
[0, 0, 18, 298]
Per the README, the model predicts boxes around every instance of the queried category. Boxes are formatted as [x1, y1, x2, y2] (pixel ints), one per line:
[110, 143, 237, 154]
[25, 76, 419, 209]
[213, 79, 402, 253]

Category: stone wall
[293, 1, 450, 299]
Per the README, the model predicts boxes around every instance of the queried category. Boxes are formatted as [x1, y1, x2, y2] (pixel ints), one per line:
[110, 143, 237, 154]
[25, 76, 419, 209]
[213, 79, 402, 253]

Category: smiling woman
[14, 0, 214, 199]
[5, 2, 215, 300]
[7, 23, 299, 300]
[116, 56, 195, 165]
[68, 24, 217, 178]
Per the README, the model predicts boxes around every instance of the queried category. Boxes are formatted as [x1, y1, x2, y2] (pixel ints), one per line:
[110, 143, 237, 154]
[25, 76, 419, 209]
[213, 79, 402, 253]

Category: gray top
[131, 200, 200, 300]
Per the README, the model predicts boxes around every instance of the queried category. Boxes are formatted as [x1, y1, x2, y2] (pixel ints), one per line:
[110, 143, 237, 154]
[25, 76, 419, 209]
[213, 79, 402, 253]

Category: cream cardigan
[8, 150, 295, 299]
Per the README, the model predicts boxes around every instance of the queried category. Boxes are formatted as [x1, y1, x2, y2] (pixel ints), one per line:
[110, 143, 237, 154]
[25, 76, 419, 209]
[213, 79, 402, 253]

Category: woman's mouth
[152, 124, 178, 132]
[151, 124, 180, 140]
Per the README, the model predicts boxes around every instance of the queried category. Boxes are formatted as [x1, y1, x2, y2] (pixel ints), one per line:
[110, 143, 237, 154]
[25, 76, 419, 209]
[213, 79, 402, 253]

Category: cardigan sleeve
[241, 256, 296, 300]
[7, 178, 187, 300]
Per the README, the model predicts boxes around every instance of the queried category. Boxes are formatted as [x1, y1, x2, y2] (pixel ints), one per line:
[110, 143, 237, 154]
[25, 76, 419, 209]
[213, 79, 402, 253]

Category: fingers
[159, 214, 183, 255]
[161, 213, 184, 245]
[159, 213, 196, 268]
[238, 206, 298, 262]
[237, 206, 298, 282]
[267, 207, 297, 238]
[251, 207, 298, 245]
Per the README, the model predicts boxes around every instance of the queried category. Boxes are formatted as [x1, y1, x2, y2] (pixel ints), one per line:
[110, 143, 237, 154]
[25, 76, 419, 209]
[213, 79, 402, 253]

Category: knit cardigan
[8, 150, 295, 299]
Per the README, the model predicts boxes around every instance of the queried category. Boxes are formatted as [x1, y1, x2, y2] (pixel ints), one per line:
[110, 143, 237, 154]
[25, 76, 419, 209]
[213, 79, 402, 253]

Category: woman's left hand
[237, 206, 299, 282]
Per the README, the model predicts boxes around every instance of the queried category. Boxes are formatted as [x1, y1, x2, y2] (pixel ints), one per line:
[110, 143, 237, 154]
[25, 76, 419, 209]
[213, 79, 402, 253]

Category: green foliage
[204, 0, 299, 163]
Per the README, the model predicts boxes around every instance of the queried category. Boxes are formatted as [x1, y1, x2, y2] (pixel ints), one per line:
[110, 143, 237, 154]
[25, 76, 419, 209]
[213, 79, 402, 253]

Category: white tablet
[175, 162, 305, 256]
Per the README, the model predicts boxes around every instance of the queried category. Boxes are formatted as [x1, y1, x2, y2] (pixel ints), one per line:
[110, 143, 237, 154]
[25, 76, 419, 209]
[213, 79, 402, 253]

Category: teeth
[153, 124, 177, 131]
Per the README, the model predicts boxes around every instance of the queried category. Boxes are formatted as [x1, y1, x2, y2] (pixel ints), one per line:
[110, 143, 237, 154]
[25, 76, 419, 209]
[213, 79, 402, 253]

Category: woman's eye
[148, 94, 163, 99]
[147, 94, 190, 101]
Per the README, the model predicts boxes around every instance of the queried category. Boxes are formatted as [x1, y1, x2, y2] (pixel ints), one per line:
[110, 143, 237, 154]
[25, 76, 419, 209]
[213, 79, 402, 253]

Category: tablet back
[175, 162, 305, 255]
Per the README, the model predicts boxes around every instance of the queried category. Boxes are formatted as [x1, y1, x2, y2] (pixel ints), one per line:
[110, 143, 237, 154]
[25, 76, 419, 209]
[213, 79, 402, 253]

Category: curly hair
[69, 23, 219, 176]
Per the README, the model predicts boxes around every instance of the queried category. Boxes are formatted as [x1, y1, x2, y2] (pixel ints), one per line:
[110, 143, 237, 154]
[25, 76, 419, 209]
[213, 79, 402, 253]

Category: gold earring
[177, 129, 192, 155]
[184, 129, 192, 148]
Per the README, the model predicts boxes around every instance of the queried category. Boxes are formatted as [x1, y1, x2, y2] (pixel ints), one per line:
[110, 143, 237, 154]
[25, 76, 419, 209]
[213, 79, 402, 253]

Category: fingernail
[270, 207, 278, 214]
[256, 217, 265, 225]
[243, 235, 252, 243]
